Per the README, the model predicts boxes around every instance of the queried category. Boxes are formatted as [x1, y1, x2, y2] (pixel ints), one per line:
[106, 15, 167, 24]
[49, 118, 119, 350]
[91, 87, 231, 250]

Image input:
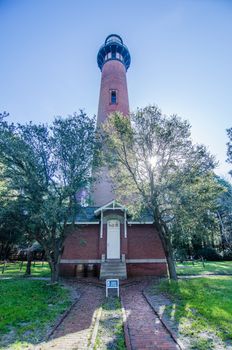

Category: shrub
[196, 247, 222, 261]
[174, 248, 188, 262]
[223, 249, 232, 261]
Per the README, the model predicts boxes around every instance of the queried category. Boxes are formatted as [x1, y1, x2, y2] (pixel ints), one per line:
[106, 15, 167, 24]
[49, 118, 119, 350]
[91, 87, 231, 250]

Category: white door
[107, 220, 120, 259]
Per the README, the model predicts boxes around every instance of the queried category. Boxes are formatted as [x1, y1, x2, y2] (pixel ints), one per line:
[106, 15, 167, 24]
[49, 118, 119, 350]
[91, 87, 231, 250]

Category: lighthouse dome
[97, 34, 131, 71]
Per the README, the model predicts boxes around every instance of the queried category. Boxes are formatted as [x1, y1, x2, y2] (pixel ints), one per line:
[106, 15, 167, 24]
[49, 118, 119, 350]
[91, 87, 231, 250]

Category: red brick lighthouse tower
[92, 34, 131, 206]
[60, 34, 167, 280]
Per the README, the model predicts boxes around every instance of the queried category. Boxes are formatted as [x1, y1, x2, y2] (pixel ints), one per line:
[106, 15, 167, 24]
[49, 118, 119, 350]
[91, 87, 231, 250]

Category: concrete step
[102, 263, 125, 266]
[100, 260, 127, 280]
[102, 267, 126, 272]
[101, 272, 125, 278]
[101, 268, 126, 273]
[100, 274, 127, 280]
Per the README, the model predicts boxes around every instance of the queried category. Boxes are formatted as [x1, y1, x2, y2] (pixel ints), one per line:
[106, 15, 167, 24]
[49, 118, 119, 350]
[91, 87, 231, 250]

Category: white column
[100, 210, 103, 238]
[124, 210, 127, 238]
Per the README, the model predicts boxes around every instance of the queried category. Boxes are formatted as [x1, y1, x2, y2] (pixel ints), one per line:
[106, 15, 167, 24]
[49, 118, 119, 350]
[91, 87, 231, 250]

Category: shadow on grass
[0, 261, 51, 279]
[176, 261, 232, 276]
[148, 276, 232, 350]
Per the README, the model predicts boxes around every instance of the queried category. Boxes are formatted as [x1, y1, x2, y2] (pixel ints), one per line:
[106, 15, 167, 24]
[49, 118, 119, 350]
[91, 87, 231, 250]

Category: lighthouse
[60, 34, 167, 280]
[92, 34, 131, 206]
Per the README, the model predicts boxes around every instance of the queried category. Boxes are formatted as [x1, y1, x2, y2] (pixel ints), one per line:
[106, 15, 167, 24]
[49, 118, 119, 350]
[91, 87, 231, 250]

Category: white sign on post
[106, 279, 119, 297]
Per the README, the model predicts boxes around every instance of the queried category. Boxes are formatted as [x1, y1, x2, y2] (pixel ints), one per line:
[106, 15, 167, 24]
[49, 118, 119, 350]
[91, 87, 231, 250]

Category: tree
[226, 127, 232, 177]
[103, 106, 221, 280]
[0, 112, 100, 283]
[0, 165, 26, 260]
[170, 174, 222, 258]
[0, 195, 26, 260]
[216, 177, 232, 252]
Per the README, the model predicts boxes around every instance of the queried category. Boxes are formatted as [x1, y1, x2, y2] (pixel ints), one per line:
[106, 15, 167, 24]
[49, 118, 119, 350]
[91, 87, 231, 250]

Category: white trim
[127, 221, 153, 225]
[94, 200, 115, 214]
[100, 210, 103, 238]
[124, 211, 127, 238]
[126, 259, 166, 263]
[66, 221, 99, 225]
[60, 259, 101, 264]
[67, 220, 153, 225]
[60, 258, 166, 264]
[94, 200, 127, 215]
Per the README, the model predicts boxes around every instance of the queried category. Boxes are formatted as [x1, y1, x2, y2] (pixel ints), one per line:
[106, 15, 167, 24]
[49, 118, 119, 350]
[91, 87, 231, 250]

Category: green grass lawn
[0, 261, 51, 278]
[94, 297, 126, 350]
[154, 277, 232, 350]
[176, 260, 232, 276]
[0, 279, 71, 349]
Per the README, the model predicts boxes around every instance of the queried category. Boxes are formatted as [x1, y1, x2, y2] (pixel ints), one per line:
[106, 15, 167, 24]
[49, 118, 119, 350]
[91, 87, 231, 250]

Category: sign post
[106, 279, 119, 297]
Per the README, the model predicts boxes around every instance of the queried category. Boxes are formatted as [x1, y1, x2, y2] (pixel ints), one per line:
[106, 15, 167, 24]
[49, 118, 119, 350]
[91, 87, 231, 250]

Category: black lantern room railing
[97, 34, 131, 71]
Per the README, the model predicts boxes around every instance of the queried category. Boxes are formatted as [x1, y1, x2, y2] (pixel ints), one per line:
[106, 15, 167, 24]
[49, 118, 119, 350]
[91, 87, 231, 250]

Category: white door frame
[107, 220, 120, 259]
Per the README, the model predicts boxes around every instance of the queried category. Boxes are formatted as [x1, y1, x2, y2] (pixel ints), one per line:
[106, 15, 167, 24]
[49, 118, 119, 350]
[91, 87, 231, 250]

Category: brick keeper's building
[60, 34, 167, 279]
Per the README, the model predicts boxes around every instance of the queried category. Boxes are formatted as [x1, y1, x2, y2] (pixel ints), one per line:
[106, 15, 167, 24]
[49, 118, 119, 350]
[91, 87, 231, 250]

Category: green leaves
[103, 105, 223, 277]
[0, 111, 100, 281]
[226, 127, 232, 177]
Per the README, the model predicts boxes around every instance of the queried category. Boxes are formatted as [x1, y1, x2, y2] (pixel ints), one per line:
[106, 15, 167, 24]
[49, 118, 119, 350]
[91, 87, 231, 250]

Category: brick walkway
[36, 284, 104, 350]
[121, 283, 180, 350]
[34, 279, 180, 350]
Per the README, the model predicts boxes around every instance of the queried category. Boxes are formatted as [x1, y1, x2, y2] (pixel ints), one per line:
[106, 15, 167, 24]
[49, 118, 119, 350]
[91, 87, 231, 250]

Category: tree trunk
[25, 250, 33, 275]
[49, 260, 60, 284]
[35, 232, 64, 284]
[154, 222, 178, 280]
[217, 211, 225, 252]
[2, 242, 11, 260]
[165, 238, 178, 280]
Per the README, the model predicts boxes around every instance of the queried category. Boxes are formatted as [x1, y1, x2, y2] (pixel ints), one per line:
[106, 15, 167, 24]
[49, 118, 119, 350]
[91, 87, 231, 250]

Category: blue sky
[0, 0, 232, 179]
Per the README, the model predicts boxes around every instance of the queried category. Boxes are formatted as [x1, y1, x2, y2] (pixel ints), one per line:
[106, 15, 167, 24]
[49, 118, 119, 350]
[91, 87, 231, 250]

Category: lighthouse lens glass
[106, 35, 122, 45]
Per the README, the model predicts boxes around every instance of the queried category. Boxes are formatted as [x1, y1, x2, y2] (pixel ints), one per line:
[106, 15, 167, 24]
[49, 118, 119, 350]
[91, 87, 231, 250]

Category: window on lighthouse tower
[110, 90, 117, 104]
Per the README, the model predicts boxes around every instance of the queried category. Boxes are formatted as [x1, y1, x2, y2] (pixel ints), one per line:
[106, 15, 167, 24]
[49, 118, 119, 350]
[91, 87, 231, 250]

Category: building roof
[73, 206, 100, 224]
[128, 210, 154, 224]
[69, 203, 154, 225]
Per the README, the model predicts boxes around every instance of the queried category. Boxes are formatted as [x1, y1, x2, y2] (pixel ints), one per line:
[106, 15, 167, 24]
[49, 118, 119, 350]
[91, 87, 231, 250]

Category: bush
[196, 247, 222, 261]
[223, 249, 232, 261]
[174, 248, 188, 262]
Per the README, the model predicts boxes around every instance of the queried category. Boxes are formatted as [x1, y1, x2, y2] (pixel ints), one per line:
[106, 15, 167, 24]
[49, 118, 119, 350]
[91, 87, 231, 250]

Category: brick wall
[92, 59, 130, 206]
[62, 225, 100, 259]
[97, 59, 129, 125]
[60, 223, 168, 278]
[127, 224, 166, 259]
